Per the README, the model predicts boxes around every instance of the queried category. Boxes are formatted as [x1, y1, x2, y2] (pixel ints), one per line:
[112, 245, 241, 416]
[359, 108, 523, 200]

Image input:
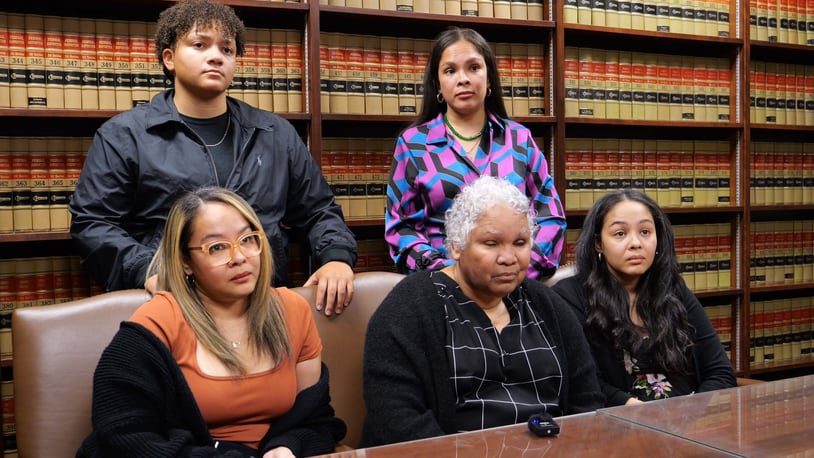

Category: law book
[630, 0, 645, 29]
[655, 139, 675, 206]
[791, 297, 805, 359]
[793, 64, 806, 126]
[28, 138, 49, 232]
[347, 138, 369, 219]
[618, 139, 632, 189]
[592, 0, 607, 26]
[510, 43, 529, 116]
[22, 14, 47, 109]
[805, 65, 814, 125]
[285, 29, 303, 112]
[0, 138, 12, 233]
[128, 21, 150, 107]
[564, 47, 579, 117]
[801, 296, 813, 358]
[111, 20, 132, 110]
[365, 139, 387, 218]
[446, 0, 462, 15]
[577, 0, 593, 24]
[0, 13, 9, 108]
[775, 62, 789, 125]
[493, 0, 512, 19]
[527, 43, 545, 115]
[347, 0, 364, 6]
[692, 57, 709, 122]
[511, 0, 529, 19]
[804, 143, 814, 205]
[680, 55, 695, 120]
[496, 43, 513, 117]
[46, 138, 69, 231]
[630, 52, 646, 120]
[630, 138, 645, 190]
[752, 61, 767, 123]
[714, 61, 730, 121]
[618, 0, 633, 27]
[50, 256, 72, 305]
[58, 17, 81, 110]
[778, 0, 792, 42]
[42, 16, 65, 109]
[642, 54, 658, 121]
[793, 220, 805, 284]
[590, 48, 607, 119]
[241, 29, 260, 109]
[10, 139, 32, 232]
[256, 28, 274, 112]
[412, 0, 429, 12]
[528, 0, 544, 20]
[363, 36, 383, 115]
[677, 140, 695, 206]
[271, 29, 289, 113]
[577, 47, 595, 118]
[72, 18, 97, 110]
[705, 57, 723, 123]
[618, 50, 633, 119]
[564, 141, 581, 207]
[643, 141, 658, 198]
[592, 139, 610, 200]
[324, 138, 350, 217]
[702, 224, 720, 289]
[318, 36, 330, 113]
[7, 14, 27, 109]
[378, 0, 396, 9]
[668, 1, 684, 33]
[716, 222, 732, 288]
[396, 37, 416, 115]
[94, 19, 116, 110]
[803, 220, 814, 283]
[673, 225, 695, 288]
[656, 55, 670, 121]
[345, 34, 366, 114]
[461, 0, 479, 16]
[379, 36, 399, 116]
[414, 39, 429, 106]
[604, 139, 621, 192]
[606, 50, 622, 119]
[147, 23, 167, 100]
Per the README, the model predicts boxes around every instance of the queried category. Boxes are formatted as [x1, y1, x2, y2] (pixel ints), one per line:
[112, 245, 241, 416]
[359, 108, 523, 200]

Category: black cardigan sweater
[553, 275, 737, 407]
[77, 321, 346, 457]
[360, 271, 604, 447]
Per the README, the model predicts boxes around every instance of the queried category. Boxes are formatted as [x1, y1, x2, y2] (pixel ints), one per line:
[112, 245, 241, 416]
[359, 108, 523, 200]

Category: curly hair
[575, 189, 693, 374]
[444, 175, 534, 253]
[154, 0, 247, 79]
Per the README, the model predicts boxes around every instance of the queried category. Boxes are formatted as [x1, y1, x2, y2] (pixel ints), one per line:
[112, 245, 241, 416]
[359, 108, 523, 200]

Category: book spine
[363, 36, 383, 115]
[44, 15, 65, 109]
[271, 29, 289, 113]
[285, 29, 303, 112]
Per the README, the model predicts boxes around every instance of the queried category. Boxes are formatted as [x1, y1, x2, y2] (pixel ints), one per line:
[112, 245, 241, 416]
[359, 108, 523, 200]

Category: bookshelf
[1, 0, 814, 455]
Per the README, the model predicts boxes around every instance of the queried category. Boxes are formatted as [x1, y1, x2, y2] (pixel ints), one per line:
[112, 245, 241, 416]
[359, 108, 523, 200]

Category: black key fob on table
[528, 412, 560, 437]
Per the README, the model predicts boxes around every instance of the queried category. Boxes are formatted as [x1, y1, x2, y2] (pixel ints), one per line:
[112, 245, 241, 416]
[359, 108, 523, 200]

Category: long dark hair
[575, 189, 692, 374]
[413, 27, 508, 126]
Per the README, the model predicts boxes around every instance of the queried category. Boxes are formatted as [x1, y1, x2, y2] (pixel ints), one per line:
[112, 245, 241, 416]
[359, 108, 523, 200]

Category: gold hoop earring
[437, 92, 444, 103]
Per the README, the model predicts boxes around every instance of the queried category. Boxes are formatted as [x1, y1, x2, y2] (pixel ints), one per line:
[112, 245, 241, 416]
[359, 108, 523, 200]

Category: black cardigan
[77, 321, 346, 457]
[553, 275, 737, 407]
[361, 271, 604, 447]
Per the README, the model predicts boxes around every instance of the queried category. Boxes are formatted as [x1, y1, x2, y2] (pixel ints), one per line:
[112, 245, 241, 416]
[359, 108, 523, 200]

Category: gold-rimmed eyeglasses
[187, 231, 264, 266]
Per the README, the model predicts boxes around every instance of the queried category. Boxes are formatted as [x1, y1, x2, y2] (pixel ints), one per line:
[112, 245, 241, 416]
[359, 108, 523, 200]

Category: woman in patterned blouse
[384, 26, 566, 280]
[552, 189, 736, 406]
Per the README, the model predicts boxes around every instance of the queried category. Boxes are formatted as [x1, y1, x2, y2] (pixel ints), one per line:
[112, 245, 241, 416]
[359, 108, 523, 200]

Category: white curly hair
[444, 175, 535, 252]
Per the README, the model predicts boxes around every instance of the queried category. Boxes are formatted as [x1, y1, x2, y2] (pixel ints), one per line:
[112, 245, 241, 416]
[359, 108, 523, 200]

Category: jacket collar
[144, 90, 275, 131]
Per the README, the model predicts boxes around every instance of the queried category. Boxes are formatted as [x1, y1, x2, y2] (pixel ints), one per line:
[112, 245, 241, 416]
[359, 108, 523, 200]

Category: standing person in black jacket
[361, 176, 603, 447]
[552, 189, 736, 407]
[69, 0, 356, 315]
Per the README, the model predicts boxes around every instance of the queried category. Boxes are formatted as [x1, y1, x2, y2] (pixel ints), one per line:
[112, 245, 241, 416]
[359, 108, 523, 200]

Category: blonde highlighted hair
[147, 186, 290, 375]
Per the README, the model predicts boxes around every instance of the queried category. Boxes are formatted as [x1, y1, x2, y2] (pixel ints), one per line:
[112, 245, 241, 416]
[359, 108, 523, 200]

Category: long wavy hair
[413, 26, 508, 127]
[575, 189, 692, 374]
[147, 187, 290, 375]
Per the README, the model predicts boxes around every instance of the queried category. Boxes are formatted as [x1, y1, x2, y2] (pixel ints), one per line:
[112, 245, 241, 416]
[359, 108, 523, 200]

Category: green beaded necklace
[443, 114, 487, 142]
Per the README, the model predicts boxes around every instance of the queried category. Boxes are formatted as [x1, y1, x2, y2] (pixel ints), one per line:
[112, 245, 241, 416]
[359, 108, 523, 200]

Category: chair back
[292, 270, 404, 449]
[12, 289, 151, 458]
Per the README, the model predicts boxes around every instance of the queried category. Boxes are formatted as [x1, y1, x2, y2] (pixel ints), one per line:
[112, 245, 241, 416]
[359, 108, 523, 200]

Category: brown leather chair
[11, 271, 404, 457]
[12, 289, 151, 458]
[292, 270, 405, 450]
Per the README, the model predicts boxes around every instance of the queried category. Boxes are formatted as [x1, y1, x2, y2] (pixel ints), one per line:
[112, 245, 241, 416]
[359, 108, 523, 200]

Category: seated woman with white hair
[360, 175, 604, 447]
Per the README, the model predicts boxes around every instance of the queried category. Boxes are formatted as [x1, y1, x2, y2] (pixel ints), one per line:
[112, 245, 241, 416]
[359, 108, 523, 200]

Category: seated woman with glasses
[362, 176, 603, 447]
[78, 187, 346, 458]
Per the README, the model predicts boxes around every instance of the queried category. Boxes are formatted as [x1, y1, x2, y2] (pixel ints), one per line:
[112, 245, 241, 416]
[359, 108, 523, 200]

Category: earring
[185, 274, 195, 287]
[486, 87, 492, 97]
[436, 92, 444, 103]
[597, 252, 603, 262]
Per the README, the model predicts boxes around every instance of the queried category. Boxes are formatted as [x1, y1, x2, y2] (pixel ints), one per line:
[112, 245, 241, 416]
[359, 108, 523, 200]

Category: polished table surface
[319, 411, 732, 457]
[318, 375, 814, 457]
[599, 374, 814, 457]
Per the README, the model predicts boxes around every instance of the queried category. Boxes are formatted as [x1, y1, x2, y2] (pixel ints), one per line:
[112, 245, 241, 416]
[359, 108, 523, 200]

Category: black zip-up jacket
[69, 90, 356, 290]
